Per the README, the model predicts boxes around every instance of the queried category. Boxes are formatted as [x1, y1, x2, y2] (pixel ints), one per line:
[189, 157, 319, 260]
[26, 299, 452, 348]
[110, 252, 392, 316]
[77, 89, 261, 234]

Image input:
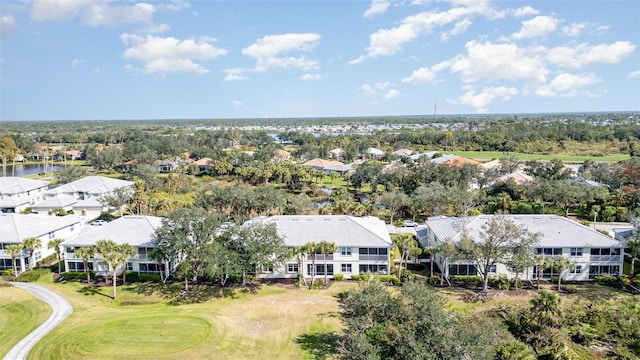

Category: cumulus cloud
[1, 15, 16, 40]
[359, 84, 375, 94]
[364, 0, 390, 18]
[512, 6, 538, 17]
[30, 0, 155, 27]
[384, 89, 400, 99]
[71, 58, 85, 69]
[535, 73, 599, 97]
[121, 33, 227, 75]
[352, 1, 503, 63]
[546, 41, 636, 68]
[454, 86, 518, 113]
[224, 68, 247, 81]
[301, 73, 322, 80]
[242, 33, 322, 73]
[231, 100, 243, 108]
[629, 70, 640, 78]
[562, 22, 588, 37]
[402, 61, 451, 84]
[441, 19, 472, 41]
[510, 15, 558, 39]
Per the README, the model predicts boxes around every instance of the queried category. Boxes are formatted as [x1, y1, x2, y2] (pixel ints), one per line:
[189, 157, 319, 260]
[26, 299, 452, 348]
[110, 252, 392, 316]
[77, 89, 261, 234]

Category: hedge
[138, 273, 161, 282]
[15, 268, 49, 282]
[0, 269, 13, 276]
[333, 274, 344, 281]
[61, 271, 94, 280]
[449, 275, 483, 284]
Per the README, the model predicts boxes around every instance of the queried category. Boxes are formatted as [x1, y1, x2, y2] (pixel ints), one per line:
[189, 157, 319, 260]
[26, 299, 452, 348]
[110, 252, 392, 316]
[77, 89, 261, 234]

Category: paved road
[4, 283, 73, 360]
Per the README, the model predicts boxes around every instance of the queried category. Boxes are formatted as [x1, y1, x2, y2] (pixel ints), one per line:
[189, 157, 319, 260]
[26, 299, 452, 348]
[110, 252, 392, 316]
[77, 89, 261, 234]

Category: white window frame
[341, 263, 352, 273]
[340, 247, 352, 256]
[570, 247, 582, 257]
[287, 263, 299, 273]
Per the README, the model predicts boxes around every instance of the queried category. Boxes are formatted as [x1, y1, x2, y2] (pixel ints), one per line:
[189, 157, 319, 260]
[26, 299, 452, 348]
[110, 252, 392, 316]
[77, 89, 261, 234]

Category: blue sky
[1, 0, 638, 121]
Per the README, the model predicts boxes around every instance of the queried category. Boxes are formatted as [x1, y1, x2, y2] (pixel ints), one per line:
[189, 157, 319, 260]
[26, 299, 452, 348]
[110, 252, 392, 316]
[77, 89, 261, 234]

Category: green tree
[116, 244, 136, 285]
[75, 246, 95, 283]
[506, 245, 535, 290]
[94, 239, 117, 283]
[105, 250, 125, 299]
[233, 222, 288, 285]
[100, 186, 133, 218]
[54, 166, 89, 184]
[550, 256, 574, 291]
[377, 191, 408, 225]
[318, 240, 337, 286]
[458, 217, 540, 292]
[47, 238, 65, 274]
[627, 219, 640, 276]
[530, 290, 561, 327]
[304, 242, 319, 285]
[6, 244, 23, 275]
[21, 237, 42, 270]
[533, 255, 548, 290]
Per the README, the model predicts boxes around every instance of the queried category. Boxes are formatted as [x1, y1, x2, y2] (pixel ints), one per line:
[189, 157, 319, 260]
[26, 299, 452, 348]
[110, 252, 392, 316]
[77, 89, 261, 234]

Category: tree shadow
[125, 282, 237, 305]
[295, 332, 339, 360]
[77, 285, 113, 299]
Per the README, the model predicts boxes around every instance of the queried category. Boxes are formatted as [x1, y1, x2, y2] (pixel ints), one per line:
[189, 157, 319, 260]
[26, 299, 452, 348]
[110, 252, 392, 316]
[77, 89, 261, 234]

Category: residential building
[45, 176, 133, 201]
[63, 215, 168, 278]
[421, 215, 625, 281]
[271, 149, 291, 162]
[392, 149, 413, 158]
[0, 177, 50, 213]
[301, 158, 344, 172]
[0, 213, 84, 272]
[250, 215, 393, 280]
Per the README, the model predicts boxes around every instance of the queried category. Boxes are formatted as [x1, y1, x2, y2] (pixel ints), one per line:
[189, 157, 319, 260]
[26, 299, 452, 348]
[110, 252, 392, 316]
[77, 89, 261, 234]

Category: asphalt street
[4, 282, 73, 360]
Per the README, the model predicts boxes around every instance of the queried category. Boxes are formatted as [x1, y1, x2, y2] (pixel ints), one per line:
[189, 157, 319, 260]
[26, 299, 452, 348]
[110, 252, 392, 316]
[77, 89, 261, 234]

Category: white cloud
[242, 33, 322, 73]
[535, 73, 599, 97]
[71, 58, 85, 69]
[359, 84, 375, 94]
[160, 0, 191, 12]
[301, 73, 322, 80]
[364, 0, 390, 19]
[224, 68, 247, 81]
[384, 89, 400, 99]
[1, 15, 16, 40]
[511, 15, 558, 39]
[93, 67, 101, 74]
[629, 70, 640, 78]
[562, 22, 587, 37]
[353, 1, 502, 62]
[30, 0, 155, 27]
[512, 6, 538, 17]
[596, 24, 610, 34]
[440, 18, 472, 41]
[121, 33, 227, 75]
[402, 61, 450, 84]
[375, 81, 393, 90]
[449, 41, 548, 84]
[455, 86, 518, 113]
[231, 100, 243, 108]
[546, 41, 636, 68]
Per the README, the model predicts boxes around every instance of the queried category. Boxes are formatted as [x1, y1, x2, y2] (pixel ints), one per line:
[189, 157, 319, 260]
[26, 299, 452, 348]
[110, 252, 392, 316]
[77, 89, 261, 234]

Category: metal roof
[0, 177, 49, 195]
[0, 213, 84, 243]
[46, 176, 133, 197]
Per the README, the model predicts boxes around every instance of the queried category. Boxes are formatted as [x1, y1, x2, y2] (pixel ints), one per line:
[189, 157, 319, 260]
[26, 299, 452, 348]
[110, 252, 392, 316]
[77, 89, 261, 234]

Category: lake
[0, 163, 63, 177]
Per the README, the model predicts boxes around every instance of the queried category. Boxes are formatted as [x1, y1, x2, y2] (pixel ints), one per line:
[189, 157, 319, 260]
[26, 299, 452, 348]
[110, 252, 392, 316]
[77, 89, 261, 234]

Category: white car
[403, 220, 418, 227]
[92, 219, 107, 226]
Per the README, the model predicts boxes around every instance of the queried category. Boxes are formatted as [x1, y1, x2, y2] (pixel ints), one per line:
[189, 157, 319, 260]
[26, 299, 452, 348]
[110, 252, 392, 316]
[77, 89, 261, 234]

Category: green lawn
[0, 285, 52, 357]
[445, 151, 630, 163]
[22, 274, 350, 360]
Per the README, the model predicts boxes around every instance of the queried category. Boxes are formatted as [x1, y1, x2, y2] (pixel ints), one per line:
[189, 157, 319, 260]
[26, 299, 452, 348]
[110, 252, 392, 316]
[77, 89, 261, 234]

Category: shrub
[0, 269, 14, 276]
[563, 285, 578, 294]
[309, 279, 324, 289]
[15, 268, 49, 282]
[20, 207, 32, 214]
[138, 273, 161, 282]
[490, 274, 510, 290]
[125, 272, 139, 282]
[350, 274, 360, 281]
[593, 275, 618, 286]
[377, 274, 400, 285]
[619, 276, 631, 288]
[449, 275, 482, 284]
[333, 274, 344, 281]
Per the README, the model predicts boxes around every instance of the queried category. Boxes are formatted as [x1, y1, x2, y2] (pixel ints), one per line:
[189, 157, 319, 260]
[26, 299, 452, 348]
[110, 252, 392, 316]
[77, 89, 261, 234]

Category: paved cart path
[4, 283, 73, 360]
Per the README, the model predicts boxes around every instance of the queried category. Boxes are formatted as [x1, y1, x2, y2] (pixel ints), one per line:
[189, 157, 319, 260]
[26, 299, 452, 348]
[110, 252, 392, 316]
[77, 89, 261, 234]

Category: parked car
[403, 220, 418, 227]
[92, 219, 107, 226]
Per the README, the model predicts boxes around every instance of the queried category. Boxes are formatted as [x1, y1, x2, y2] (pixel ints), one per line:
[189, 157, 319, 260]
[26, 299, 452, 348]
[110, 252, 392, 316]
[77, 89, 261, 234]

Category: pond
[0, 163, 63, 177]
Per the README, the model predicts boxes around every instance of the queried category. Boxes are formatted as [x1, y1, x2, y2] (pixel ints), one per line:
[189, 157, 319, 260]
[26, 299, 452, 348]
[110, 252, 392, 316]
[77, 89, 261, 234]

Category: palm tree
[530, 290, 561, 327]
[290, 246, 308, 289]
[318, 241, 337, 286]
[6, 244, 23, 276]
[533, 255, 547, 290]
[116, 244, 136, 285]
[94, 239, 117, 283]
[626, 238, 640, 277]
[75, 246, 95, 283]
[422, 245, 439, 278]
[21, 237, 42, 270]
[304, 242, 319, 285]
[551, 256, 574, 291]
[48, 238, 65, 274]
[105, 251, 124, 299]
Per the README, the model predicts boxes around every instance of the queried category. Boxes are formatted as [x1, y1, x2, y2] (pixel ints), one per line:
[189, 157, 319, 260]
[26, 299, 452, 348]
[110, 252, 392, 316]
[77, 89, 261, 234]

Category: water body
[0, 163, 63, 177]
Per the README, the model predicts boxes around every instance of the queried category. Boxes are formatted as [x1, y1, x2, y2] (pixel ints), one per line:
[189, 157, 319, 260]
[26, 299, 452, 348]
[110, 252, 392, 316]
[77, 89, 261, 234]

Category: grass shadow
[295, 331, 339, 360]
[125, 282, 237, 305]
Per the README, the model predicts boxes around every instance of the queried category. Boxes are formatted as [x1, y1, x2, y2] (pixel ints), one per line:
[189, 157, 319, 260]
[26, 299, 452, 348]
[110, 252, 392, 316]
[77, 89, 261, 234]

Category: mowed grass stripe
[0, 286, 52, 357]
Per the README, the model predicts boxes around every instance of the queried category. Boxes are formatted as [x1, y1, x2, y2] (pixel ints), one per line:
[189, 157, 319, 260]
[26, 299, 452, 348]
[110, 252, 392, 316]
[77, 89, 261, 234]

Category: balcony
[590, 255, 621, 262]
[358, 255, 387, 261]
[307, 254, 333, 261]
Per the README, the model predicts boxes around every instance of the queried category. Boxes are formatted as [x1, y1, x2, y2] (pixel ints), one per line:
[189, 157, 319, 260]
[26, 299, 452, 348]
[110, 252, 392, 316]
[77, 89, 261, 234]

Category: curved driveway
[4, 283, 73, 360]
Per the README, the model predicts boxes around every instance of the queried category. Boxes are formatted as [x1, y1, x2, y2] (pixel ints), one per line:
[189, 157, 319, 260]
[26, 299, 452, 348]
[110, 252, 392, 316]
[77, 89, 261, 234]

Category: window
[340, 247, 352, 256]
[139, 263, 164, 273]
[70, 225, 75, 232]
[49, 232, 55, 240]
[287, 263, 299, 273]
[570, 248, 582, 256]
[537, 248, 562, 256]
[588, 265, 620, 279]
[359, 264, 387, 274]
[448, 264, 478, 276]
[68, 261, 93, 272]
[570, 265, 582, 274]
[341, 264, 352, 273]
[35, 252, 42, 261]
[489, 264, 497, 273]
[66, 246, 75, 253]
[126, 262, 133, 271]
[308, 264, 333, 275]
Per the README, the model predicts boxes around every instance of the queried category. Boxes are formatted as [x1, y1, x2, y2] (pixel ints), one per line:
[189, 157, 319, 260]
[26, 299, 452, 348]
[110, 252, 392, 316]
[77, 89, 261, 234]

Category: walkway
[4, 283, 73, 360]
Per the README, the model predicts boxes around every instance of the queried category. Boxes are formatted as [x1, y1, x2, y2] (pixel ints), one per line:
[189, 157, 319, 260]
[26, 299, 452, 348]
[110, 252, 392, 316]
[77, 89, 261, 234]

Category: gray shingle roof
[252, 215, 392, 248]
[0, 177, 49, 195]
[46, 176, 133, 197]
[64, 215, 162, 247]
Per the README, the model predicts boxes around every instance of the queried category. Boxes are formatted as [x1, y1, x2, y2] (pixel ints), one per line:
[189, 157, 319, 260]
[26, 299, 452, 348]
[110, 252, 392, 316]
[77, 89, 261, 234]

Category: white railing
[590, 255, 621, 262]
[359, 255, 387, 261]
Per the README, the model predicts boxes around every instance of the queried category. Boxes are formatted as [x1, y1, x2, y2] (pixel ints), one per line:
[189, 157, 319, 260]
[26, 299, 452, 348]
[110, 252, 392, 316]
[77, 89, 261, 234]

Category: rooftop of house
[46, 176, 133, 197]
[301, 158, 343, 169]
[31, 195, 78, 209]
[0, 177, 50, 195]
[495, 171, 534, 185]
[251, 215, 393, 248]
[64, 215, 163, 247]
[0, 213, 84, 243]
[425, 214, 625, 249]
